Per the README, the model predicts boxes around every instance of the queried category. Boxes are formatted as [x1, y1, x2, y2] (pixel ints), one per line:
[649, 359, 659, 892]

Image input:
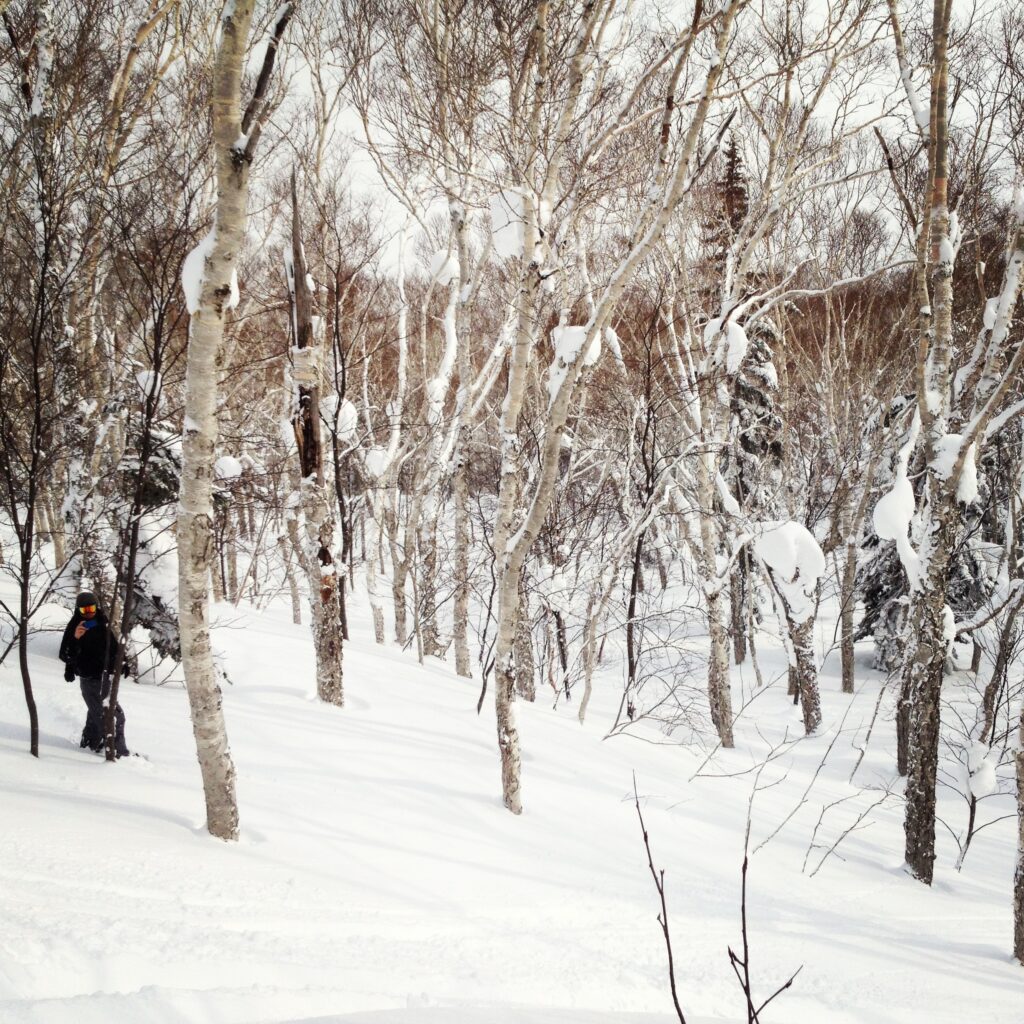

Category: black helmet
[75, 591, 98, 610]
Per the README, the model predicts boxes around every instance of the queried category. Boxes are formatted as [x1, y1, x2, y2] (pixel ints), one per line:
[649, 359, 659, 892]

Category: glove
[64, 664, 75, 682]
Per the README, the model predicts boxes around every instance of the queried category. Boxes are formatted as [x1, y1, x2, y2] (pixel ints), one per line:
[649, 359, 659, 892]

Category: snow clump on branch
[754, 521, 826, 623]
[704, 316, 749, 374]
[182, 229, 239, 314]
[547, 325, 600, 407]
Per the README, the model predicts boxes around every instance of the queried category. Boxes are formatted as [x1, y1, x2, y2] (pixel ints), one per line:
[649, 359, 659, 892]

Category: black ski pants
[79, 675, 128, 757]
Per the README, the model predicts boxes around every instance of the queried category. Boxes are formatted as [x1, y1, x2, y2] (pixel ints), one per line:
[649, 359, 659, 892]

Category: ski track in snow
[1, 586, 1022, 1024]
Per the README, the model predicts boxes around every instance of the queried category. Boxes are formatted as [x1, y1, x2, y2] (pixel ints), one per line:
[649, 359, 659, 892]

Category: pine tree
[702, 135, 783, 664]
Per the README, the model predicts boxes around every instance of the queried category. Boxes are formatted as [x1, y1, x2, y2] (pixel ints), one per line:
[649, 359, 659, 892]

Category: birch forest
[2, 0, 1024, 1020]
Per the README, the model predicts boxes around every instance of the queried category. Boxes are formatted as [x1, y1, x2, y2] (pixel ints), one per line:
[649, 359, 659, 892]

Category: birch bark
[288, 172, 344, 706]
[177, 0, 292, 841]
[1015, 697, 1024, 962]
[896, 0, 955, 884]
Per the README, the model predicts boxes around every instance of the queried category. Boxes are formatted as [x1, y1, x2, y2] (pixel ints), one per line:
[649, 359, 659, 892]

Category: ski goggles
[79, 604, 97, 614]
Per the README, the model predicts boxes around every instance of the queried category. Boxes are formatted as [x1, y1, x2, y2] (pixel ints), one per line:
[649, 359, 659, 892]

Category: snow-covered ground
[1, 586, 1022, 1024]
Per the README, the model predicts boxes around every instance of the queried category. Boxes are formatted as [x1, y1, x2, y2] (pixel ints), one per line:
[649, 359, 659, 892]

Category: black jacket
[59, 611, 120, 679]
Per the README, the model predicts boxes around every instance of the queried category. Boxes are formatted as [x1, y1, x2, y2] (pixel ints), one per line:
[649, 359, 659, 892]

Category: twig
[734, 768, 803, 1022]
[633, 774, 689, 1024]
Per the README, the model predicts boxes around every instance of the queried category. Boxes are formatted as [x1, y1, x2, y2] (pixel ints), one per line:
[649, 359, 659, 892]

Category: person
[59, 591, 129, 757]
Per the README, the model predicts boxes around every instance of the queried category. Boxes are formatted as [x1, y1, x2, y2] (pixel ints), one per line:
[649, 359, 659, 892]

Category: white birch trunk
[452, 448, 472, 677]
[451, 207, 474, 679]
[365, 506, 387, 644]
[514, 576, 536, 702]
[1015, 696, 1024, 962]
[782, 599, 823, 735]
[696, 447, 734, 746]
[899, 0, 956, 884]
[287, 173, 343, 706]
[279, 533, 302, 625]
[226, 508, 239, 603]
[177, 0, 291, 841]
[300, 479, 344, 705]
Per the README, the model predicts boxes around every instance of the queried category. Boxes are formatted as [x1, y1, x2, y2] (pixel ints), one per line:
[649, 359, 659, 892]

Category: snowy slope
[1, 589, 1022, 1024]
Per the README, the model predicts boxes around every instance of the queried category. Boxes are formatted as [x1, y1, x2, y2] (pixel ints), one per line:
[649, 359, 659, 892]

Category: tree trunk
[553, 609, 570, 696]
[493, 560, 525, 814]
[386, 510, 409, 646]
[626, 532, 644, 695]
[279, 534, 302, 625]
[177, 0, 291, 841]
[288, 170, 343, 706]
[1014, 697, 1024, 962]
[698, 455, 734, 747]
[707, 588, 734, 746]
[514, 583, 536, 702]
[226, 507, 239, 602]
[730, 553, 748, 665]
[787, 611, 822, 734]
[417, 521, 443, 659]
[300, 480, 344, 705]
[578, 597, 598, 724]
[212, 526, 226, 603]
[47, 494, 66, 570]
[902, 504, 958, 883]
[489, 247, 541, 815]
[450, 192, 474, 679]
[840, 538, 857, 694]
[979, 591, 1024, 744]
[179, 305, 240, 842]
[897, 0, 956, 884]
[452, 445, 472, 677]
[18, 548, 39, 758]
[365, 506, 387, 644]
[392, 563, 409, 646]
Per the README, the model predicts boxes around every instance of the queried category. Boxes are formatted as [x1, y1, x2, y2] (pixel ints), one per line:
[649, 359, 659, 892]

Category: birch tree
[285, 170, 344, 706]
[1017, 689, 1024, 961]
[487, 0, 751, 812]
[880, 0, 1024, 884]
[178, 0, 293, 841]
[59, 0, 181, 596]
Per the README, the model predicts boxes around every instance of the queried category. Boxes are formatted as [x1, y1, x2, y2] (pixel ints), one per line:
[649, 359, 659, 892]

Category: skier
[59, 591, 129, 757]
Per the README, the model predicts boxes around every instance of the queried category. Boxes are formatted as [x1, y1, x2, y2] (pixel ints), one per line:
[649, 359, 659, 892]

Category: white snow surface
[1, 583, 1021, 1023]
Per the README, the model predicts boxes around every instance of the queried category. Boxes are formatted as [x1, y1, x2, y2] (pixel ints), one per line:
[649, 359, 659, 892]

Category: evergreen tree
[703, 135, 784, 663]
[857, 399, 1019, 670]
